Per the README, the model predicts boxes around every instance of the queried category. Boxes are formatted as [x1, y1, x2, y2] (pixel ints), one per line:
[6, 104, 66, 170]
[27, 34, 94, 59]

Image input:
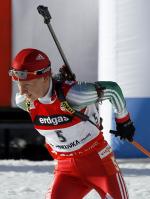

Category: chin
[31, 97, 38, 101]
[26, 96, 36, 102]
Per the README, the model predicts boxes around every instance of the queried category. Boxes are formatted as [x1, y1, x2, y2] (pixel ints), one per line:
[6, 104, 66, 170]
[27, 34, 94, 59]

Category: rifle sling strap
[54, 81, 100, 130]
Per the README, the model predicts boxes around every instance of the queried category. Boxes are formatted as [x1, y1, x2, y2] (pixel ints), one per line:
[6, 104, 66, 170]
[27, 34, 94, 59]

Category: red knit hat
[9, 48, 51, 81]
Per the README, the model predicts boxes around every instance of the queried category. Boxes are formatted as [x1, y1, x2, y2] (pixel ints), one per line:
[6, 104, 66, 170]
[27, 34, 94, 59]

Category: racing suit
[16, 80, 129, 199]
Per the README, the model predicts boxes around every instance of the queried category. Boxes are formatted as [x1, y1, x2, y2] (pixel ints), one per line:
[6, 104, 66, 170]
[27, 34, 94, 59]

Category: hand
[115, 117, 135, 142]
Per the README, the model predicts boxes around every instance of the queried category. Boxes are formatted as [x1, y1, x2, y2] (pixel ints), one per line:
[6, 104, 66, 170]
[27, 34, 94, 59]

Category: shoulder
[58, 80, 76, 95]
[68, 81, 96, 93]
[15, 93, 28, 111]
[95, 81, 118, 87]
[15, 93, 34, 111]
[66, 81, 97, 100]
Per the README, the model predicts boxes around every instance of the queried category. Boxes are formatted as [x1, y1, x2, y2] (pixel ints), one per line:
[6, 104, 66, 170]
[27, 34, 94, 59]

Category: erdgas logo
[34, 114, 73, 126]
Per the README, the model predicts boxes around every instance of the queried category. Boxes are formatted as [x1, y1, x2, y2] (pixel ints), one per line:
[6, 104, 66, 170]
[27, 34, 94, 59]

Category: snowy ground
[0, 159, 150, 199]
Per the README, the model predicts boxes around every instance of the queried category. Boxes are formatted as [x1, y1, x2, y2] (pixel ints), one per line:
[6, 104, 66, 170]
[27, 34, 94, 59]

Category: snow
[0, 159, 150, 199]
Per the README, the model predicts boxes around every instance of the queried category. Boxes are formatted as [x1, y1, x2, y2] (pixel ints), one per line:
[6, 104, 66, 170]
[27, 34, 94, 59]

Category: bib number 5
[55, 130, 67, 142]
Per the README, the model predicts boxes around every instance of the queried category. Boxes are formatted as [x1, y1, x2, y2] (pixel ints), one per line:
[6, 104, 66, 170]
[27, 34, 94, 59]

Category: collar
[38, 78, 54, 104]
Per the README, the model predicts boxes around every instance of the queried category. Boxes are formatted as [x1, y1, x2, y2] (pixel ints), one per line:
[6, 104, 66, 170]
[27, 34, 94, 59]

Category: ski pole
[131, 140, 150, 158]
[37, 5, 75, 81]
[110, 130, 150, 158]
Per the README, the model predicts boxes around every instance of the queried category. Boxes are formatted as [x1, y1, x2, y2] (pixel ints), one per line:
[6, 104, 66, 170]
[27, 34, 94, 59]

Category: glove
[115, 115, 135, 142]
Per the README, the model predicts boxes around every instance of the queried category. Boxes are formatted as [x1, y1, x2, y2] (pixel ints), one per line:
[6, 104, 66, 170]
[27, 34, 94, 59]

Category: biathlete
[9, 48, 135, 199]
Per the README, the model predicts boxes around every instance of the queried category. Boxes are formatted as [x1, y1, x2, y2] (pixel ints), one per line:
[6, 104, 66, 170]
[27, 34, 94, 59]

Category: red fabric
[30, 81, 80, 130]
[45, 133, 107, 160]
[115, 113, 130, 123]
[31, 96, 81, 130]
[11, 48, 51, 81]
[12, 48, 51, 71]
[46, 152, 129, 199]
[0, 0, 12, 106]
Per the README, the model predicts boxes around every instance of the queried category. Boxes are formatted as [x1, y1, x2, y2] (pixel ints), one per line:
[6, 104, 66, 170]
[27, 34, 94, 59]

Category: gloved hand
[115, 115, 135, 142]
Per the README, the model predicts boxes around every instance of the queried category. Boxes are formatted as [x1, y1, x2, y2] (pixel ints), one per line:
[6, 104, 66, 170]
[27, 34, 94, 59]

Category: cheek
[27, 81, 44, 97]
[26, 86, 37, 96]
[32, 85, 43, 97]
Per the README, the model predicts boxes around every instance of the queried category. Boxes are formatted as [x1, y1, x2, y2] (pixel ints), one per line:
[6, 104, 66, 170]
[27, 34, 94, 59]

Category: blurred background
[0, 0, 150, 160]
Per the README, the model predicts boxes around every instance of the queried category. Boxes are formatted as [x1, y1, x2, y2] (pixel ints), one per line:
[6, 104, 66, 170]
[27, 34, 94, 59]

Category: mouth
[26, 94, 38, 102]
[26, 94, 32, 98]
[25, 94, 33, 101]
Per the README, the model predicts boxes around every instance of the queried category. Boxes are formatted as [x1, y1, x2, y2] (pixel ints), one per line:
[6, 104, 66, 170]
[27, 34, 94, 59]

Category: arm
[66, 81, 128, 119]
[66, 81, 135, 141]
[15, 93, 33, 112]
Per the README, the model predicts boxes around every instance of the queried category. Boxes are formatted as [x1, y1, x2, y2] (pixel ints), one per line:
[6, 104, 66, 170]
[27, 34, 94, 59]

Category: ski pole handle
[110, 130, 150, 158]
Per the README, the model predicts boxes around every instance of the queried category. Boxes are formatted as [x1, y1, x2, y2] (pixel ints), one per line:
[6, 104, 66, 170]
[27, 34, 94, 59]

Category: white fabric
[37, 104, 100, 153]
[38, 78, 53, 104]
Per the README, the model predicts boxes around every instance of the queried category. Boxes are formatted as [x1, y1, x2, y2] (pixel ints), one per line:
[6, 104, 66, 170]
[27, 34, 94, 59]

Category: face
[17, 76, 50, 101]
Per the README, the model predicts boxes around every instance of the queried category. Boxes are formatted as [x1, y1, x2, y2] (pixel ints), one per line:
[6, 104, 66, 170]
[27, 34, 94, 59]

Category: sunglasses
[8, 65, 51, 80]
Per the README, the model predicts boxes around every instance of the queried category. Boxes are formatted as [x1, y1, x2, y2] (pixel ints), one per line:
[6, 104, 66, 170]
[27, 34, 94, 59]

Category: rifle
[37, 5, 76, 81]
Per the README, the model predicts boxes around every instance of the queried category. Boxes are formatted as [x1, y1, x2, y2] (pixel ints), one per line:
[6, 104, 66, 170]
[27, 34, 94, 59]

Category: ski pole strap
[54, 81, 100, 129]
